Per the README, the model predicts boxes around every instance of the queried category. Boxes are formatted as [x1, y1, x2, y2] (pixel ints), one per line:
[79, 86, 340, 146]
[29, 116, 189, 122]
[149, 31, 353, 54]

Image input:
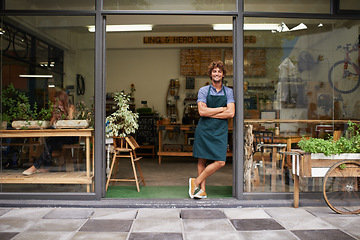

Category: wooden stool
[106, 136, 146, 192]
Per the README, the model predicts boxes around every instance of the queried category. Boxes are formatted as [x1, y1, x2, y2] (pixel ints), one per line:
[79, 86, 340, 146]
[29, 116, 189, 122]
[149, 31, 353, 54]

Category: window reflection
[244, 18, 360, 193]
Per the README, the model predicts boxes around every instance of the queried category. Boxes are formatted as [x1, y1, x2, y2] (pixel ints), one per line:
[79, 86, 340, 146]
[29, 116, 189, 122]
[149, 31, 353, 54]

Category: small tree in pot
[106, 92, 139, 137]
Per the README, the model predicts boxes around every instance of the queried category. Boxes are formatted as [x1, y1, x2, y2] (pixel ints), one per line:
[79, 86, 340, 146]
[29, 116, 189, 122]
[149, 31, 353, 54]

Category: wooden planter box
[12, 120, 50, 129]
[54, 120, 89, 129]
[293, 152, 360, 178]
[291, 151, 360, 208]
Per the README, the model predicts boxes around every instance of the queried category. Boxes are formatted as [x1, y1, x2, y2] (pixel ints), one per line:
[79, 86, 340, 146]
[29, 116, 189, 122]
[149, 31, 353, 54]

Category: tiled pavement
[0, 207, 359, 240]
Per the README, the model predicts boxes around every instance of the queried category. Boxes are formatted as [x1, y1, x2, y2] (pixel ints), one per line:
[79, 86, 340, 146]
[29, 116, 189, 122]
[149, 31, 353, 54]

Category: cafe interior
[1, 3, 360, 200]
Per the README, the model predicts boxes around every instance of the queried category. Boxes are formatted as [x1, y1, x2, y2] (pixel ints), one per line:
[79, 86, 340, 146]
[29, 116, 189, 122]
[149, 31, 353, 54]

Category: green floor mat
[106, 186, 232, 198]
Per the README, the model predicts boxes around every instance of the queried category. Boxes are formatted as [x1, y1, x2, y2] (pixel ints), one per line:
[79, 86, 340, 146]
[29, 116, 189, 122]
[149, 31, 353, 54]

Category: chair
[106, 136, 146, 192]
[315, 125, 334, 138]
[52, 137, 84, 172]
[253, 131, 287, 192]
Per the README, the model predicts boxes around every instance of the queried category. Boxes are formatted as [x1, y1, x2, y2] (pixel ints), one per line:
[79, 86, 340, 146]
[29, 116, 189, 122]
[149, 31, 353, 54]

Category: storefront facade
[1, 0, 360, 205]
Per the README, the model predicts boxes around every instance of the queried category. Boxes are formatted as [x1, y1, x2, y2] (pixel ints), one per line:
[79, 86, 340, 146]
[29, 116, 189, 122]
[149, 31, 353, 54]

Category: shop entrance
[104, 15, 234, 198]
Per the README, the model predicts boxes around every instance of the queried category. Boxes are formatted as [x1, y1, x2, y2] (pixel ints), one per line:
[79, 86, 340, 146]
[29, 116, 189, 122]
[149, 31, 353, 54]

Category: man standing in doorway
[190, 61, 235, 199]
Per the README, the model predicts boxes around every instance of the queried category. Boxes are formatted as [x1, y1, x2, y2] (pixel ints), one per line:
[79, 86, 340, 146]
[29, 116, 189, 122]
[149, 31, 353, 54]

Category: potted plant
[296, 121, 360, 178]
[106, 92, 139, 138]
[298, 121, 360, 156]
[54, 100, 94, 129]
[1, 84, 52, 129]
[0, 113, 11, 129]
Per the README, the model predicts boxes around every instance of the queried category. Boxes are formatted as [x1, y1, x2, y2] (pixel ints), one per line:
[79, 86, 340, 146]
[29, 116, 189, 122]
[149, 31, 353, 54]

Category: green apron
[193, 85, 228, 161]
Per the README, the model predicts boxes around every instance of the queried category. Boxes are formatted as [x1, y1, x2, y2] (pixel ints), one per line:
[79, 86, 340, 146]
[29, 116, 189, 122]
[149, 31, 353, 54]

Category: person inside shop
[22, 90, 78, 175]
[189, 61, 235, 199]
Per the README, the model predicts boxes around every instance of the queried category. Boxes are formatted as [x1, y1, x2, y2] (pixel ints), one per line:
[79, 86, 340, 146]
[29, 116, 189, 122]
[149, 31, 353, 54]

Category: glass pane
[243, 17, 360, 193]
[244, 0, 331, 13]
[105, 15, 234, 198]
[339, 0, 360, 10]
[5, 0, 95, 10]
[0, 16, 95, 193]
[103, 0, 236, 11]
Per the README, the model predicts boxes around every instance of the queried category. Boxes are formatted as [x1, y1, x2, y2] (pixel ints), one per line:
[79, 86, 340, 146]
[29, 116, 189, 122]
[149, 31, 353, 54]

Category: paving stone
[292, 229, 357, 240]
[224, 208, 271, 219]
[71, 232, 128, 240]
[27, 219, 86, 232]
[304, 207, 347, 218]
[231, 219, 285, 231]
[0, 209, 11, 217]
[341, 228, 360, 239]
[266, 208, 336, 230]
[128, 232, 183, 240]
[137, 209, 180, 219]
[13, 231, 73, 240]
[0, 232, 19, 240]
[43, 208, 93, 219]
[237, 230, 298, 240]
[181, 209, 226, 219]
[91, 208, 137, 219]
[1, 208, 51, 220]
[0, 219, 36, 232]
[185, 231, 241, 240]
[183, 219, 235, 232]
[321, 216, 360, 229]
[79, 219, 133, 232]
[132, 219, 182, 232]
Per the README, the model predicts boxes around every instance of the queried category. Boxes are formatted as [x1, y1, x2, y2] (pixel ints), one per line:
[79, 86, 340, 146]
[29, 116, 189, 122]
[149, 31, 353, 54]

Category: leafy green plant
[74, 100, 94, 128]
[106, 92, 139, 137]
[1, 84, 53, 125]
[0, 113, 11, 122]
[298, 121, 360, 156]
[1, 83, 34, 121]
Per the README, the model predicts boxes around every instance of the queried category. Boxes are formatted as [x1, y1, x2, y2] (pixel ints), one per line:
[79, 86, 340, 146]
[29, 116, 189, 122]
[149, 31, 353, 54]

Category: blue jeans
[33, 137, 78, 169]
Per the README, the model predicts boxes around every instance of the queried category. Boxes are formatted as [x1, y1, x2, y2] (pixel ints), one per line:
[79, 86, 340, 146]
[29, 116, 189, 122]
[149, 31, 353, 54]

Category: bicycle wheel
[323, 160, 360, 214]
[328, 60, 360, 94]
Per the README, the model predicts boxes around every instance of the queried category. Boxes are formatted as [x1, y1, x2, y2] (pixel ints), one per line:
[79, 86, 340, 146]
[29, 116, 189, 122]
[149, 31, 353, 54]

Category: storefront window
[0, 16, 95, 193]
[103, 0, 236, 11]
[339, 0, 360, 10]
[4, 0, 95, 10]
[244, 0, 331, 13]
[243, 17, 360, 193]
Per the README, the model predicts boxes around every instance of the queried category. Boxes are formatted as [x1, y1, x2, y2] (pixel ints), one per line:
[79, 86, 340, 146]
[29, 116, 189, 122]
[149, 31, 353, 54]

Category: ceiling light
[19, 75, 53, 78]
[213, 23, 286, 32]
[244, 24, 281, 31]
[212, 24, 233, 30]
[290, 23, 307, 31]
[88, 24, 153, 32]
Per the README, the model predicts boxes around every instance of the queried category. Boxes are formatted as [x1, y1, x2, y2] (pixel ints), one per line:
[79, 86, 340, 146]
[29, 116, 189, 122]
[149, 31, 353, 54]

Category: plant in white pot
[106, 92, 139, 137]
[1, 84, 52, 129]
[298, 121, 360, 156]
[53, 100, 94, 129]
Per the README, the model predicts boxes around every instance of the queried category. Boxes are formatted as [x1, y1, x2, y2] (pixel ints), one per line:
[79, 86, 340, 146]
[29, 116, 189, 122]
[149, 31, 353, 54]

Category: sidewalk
[0, 206, 359, 240]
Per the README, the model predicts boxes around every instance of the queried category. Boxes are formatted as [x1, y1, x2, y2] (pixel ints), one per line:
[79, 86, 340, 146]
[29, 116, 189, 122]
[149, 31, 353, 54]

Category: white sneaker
[194, 189, 207, 199]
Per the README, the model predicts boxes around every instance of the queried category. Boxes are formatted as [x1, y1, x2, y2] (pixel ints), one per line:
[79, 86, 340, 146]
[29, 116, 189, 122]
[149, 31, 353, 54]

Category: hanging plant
[106, 92, 139, 137]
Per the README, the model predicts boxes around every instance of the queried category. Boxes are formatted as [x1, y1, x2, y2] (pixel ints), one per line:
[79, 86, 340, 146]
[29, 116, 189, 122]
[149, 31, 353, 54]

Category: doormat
[106, 186, 232, 198]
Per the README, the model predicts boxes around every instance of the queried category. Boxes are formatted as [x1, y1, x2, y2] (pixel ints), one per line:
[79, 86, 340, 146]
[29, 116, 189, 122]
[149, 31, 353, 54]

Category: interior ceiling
[10, 15, 360, 34]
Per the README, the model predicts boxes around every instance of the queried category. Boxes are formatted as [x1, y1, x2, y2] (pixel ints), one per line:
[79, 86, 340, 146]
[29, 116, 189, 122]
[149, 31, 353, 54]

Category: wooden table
[0, 129, 94, 192]
[156, 124, 233, 164]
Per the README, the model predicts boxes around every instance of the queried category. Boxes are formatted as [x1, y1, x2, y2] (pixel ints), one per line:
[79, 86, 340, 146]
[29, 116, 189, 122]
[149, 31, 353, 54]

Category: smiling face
[211, 67, 224, 83]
